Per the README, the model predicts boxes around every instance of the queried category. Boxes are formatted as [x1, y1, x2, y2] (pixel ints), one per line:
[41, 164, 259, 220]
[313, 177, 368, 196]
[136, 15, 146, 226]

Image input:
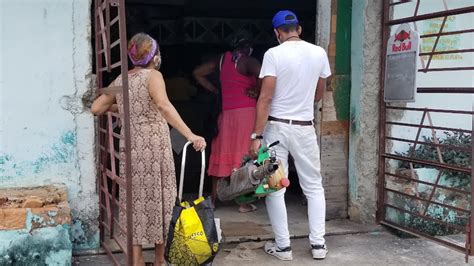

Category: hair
[127, 33, 159, 66]
[231, 30, 253, 50]
[277, 15, 299, 33]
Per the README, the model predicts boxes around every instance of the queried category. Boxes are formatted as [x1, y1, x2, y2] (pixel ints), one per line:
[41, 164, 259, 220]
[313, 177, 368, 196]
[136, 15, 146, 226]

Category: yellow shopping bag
[165, 142, 220, 265]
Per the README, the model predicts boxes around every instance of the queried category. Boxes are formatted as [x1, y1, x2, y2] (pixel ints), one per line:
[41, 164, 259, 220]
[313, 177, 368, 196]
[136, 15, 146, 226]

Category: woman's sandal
[238, 203, 257, 213]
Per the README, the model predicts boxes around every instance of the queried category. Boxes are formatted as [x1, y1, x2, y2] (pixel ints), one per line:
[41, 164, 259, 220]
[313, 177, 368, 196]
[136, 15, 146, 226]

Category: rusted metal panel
[376, 0, 391, 224]
[387, 6, 474, 25]
[382, 153, 471, 174]
[94, 0, 132, 264]
[378, 0, 474, 259]
[385, 172, 469, 195]
[386, 121, 472, 134]
[417, 87, 474, 94]
[421, 29, 474, 39]
[470, 105, 474, 257]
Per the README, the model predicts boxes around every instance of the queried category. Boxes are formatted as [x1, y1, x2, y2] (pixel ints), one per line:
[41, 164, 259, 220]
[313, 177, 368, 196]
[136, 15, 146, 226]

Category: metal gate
[94, 0, 133, 265]
[377, 0, 474, 261]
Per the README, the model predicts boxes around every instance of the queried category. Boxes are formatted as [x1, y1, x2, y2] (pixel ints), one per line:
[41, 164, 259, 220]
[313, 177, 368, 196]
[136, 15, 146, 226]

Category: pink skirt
[208, 107, 256, 178]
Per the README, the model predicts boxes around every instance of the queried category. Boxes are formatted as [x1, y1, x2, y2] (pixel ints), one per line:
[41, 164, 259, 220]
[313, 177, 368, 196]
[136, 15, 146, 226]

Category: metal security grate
[94, 0, 133, 265]
[377, 0, 474, 262]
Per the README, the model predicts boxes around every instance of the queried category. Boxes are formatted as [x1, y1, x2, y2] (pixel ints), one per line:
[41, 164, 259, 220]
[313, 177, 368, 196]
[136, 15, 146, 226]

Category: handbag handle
[178, 141, 206, 202]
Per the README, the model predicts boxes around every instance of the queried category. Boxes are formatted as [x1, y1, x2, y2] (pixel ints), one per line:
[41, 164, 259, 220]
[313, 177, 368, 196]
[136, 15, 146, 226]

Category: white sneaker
[264, 241, 293, 261]
[311, 244, 328, 260]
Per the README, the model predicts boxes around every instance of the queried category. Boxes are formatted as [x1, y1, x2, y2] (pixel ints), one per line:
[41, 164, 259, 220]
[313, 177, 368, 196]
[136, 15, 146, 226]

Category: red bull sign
[384, 24, 420, 102]
[388, 23, 419, 55]
[392, 30, 412, 52]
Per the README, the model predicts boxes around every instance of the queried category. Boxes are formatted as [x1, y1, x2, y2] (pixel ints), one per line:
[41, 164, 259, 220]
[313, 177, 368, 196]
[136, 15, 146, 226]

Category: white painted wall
[389, 0, 473, 155]
[316, 0, 331, 51]
[0, 0, 98, 249]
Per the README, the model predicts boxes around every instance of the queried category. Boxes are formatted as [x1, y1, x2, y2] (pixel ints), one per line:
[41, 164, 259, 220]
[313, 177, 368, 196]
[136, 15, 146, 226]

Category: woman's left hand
[188, 134, 207, 152]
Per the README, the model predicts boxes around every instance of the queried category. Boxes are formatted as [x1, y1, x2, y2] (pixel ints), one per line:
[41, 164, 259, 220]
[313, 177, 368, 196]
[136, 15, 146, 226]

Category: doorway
[123, 0, 318, 197]
[92, 0, 351, 264]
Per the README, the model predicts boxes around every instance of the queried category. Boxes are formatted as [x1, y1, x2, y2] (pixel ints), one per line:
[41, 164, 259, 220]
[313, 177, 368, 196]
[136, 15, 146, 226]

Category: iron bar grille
[378, 0, 474, 261]
[94, 0, 133, 265]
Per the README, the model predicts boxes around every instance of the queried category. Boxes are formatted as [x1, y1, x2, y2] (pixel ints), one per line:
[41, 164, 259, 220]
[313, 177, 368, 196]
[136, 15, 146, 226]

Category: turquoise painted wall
[348, 0, 366, 202]
[0, 210, 72, 265]
[0, 0, 98, 250]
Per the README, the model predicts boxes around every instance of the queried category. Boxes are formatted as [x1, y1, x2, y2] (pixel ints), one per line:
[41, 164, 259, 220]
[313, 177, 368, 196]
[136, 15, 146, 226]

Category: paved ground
[74, 230, 472, 265]
[73, 196, 472, 265]
[216, 231, 471, 266]
[212, 196, 377, 242]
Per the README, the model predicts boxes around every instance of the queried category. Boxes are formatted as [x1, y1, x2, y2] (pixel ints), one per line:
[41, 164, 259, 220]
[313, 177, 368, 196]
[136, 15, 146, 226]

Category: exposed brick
[22, 197, 44, 208]
[0, 208, 27, 230]
[0, 185, 70, 230]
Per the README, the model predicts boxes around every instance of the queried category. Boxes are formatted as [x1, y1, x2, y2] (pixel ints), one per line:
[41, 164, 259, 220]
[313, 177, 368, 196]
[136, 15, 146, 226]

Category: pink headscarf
[128, 36, 158, 66]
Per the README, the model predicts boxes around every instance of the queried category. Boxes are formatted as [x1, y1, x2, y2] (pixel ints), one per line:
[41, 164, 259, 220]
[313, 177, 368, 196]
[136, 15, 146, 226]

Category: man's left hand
[249, 139, 261, 159]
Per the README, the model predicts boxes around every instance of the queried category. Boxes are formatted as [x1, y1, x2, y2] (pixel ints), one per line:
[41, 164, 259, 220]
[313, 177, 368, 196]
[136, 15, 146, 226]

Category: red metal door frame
[377, 0, 474, 260]
[377, 0, 474, 261]
[94, 0, 133, 264]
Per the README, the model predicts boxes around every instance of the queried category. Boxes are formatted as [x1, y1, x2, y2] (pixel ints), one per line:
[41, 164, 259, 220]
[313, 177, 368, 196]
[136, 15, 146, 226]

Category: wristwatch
[250, 133, 263, 140]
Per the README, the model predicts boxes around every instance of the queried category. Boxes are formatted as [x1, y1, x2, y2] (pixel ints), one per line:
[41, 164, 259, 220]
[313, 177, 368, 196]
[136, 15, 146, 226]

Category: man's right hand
[249, 139, 262, 159]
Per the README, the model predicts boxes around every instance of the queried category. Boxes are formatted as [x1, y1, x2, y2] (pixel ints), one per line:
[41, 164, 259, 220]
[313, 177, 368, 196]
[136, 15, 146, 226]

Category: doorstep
[73, 194, 380, 256]
[214, 196, 381, 243]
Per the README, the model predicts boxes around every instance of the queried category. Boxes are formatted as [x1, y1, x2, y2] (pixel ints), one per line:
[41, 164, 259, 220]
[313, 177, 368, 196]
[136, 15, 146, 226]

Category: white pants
[263, 121, 326, 247]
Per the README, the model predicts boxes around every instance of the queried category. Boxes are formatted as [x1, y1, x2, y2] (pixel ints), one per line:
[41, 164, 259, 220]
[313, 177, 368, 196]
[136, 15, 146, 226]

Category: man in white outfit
[249, 10, 331, 260]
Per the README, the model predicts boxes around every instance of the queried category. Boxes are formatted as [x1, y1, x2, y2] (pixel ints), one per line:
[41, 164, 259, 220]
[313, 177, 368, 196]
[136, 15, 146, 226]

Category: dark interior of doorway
[94, 0, 317, 196]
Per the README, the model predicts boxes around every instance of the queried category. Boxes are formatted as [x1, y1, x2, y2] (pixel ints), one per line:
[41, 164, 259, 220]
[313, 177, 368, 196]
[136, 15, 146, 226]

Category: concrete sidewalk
[212, 195, 376, 243]
[216, 231, 471, 265]
[74, 230, 472, 265]
[73, 197, 472, 265]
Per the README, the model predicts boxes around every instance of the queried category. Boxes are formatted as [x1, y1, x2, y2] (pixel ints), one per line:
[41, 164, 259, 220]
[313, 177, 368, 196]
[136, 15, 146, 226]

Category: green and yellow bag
[165, 142, 220, 265]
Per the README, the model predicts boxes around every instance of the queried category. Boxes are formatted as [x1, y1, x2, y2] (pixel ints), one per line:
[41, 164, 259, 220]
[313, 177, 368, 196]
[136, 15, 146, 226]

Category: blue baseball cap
[272, 10, 299, 29]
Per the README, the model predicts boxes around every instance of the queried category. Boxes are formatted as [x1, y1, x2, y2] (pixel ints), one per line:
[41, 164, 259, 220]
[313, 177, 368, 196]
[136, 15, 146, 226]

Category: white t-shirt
[259, 41, 331, 121]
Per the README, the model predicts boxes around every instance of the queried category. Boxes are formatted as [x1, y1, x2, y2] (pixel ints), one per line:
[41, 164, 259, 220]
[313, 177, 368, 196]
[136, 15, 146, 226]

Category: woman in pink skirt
[193, 31, 261, 212]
